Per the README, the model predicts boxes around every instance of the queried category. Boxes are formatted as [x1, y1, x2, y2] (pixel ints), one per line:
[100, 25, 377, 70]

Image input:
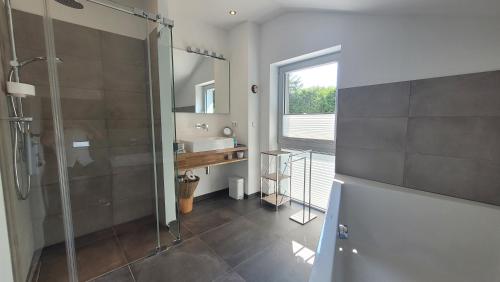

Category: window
[279, 53, 339, 154]
[196, 81, 215, 113]
[202, 84, 215, 113]
[278, 52, 339, 210]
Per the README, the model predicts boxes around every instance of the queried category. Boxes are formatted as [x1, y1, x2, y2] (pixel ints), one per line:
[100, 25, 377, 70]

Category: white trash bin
[229, 176, 244, 200]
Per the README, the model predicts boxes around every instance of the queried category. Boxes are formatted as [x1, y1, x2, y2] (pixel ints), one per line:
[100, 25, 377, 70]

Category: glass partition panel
[2, 1, 179, 280]
[0, 1, 74, 281]
[156, 25, 182, 240]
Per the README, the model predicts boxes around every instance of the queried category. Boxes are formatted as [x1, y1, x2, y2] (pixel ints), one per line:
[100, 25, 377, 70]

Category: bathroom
[0, 0, 500, 281]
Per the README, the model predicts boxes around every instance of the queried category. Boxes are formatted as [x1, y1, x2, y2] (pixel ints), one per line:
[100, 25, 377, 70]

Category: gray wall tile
[109, 146, 150, 158]
[336, 117, 407, 151]
[109, 128, 150, 147]
[43, 205, 113, 245]
[36, 146, 112, 186]
[69, 176, 112, 211]
[58, 55, 104, 89]
[338, 81, 410, 117]
[43, 119, 109, 149]
[105, 92, 148, 119]
[53, 19, 101, 60]
[73, 205, 114, 238]
[42, 176, 112, 216]
[404, 154, 500, 206]
[407, 117, 500, 163]
[41, 95, 106, 120]
[101, 31, 146, 66]
[112, 165, 153, 201]
[336, 70, 500, 206]
[113, 197, 154, 225]
[410, 71, 500, 117]
[336, 146, 405, 185]
[12, 10, 45, 52]
[103, 62, 146, 92]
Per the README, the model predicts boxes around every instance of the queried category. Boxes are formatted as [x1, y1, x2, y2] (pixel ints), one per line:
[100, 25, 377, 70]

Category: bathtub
[311, 174, 500, 282]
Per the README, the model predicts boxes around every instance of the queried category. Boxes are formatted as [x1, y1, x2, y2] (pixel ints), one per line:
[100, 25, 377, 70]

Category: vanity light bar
[186, 47, 226, 61]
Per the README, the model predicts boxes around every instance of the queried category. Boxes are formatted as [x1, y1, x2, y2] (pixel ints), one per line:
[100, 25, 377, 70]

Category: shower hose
[9, 95, 32, 200]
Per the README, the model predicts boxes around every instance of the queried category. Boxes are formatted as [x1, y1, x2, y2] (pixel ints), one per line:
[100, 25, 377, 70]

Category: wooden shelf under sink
[176, 146, 248, 170]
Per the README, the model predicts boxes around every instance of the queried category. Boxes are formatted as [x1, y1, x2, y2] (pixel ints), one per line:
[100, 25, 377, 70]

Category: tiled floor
[95, 194, 325, 282]
[34, 216, 180, 282]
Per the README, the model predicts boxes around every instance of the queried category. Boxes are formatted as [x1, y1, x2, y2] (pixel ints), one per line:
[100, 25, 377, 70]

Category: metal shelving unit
[260, 150, 292, 211]
[260, 149, 318, 224]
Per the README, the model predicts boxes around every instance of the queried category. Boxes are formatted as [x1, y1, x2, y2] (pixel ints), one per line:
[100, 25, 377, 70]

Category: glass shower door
[33, 1, 178, 281]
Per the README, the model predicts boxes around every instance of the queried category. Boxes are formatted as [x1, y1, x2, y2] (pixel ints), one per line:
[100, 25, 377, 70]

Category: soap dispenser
[232, 131, 237, 147]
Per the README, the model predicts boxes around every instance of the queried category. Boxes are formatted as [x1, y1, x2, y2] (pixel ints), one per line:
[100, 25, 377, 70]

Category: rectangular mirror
[173, 48, 230, 114]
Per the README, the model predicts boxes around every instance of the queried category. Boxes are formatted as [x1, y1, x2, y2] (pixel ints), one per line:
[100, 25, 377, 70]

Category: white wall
[228, 23, 250, 193]
[259, 11, 500, 151]
[163, 0, 252, 196]
[228, 22, 261, 195]
[246, 23, 260, 196]
[0, 173, 14, 282]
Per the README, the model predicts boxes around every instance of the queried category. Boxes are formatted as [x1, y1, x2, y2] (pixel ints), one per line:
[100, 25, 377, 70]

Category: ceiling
[168, 0, 500, 29]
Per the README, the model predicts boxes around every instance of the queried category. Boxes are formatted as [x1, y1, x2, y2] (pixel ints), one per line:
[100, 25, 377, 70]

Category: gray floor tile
[131, 237, 230, 282]
[287, 212, 325, 250]
[182, 206, 240, 235]
[93, 266, 134, 282]
[227, 197, 262, 215]
[234, 240, 314, 282]
[200, 217, 279, 267]
[243, 204, 303, 237]
[213, 271, 246, 282]
[188, 196, 235, 217]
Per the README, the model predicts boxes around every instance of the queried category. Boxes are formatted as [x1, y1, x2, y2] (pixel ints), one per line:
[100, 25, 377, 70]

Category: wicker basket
[178, 170, 199, 214]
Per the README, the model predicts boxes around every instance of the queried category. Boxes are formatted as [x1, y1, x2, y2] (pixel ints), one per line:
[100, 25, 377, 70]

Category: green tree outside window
[287, 74, 336, 114]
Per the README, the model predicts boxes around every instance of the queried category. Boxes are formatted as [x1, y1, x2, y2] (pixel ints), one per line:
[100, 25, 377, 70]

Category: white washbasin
[181, 137, 234, 153]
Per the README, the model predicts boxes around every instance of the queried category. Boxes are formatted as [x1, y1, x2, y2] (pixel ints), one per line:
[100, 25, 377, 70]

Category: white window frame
[278, 52, 340, 155]
[202, 83, 215, 113]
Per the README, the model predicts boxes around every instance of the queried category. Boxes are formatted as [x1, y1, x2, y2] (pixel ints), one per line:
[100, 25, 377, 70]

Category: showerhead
[8, 56, 63, 82]
[18, 56, 63, 67]
[54, 0, 84, 9]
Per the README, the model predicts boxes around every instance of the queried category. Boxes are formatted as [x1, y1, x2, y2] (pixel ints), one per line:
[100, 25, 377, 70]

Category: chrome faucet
[195, 123, 209, 131]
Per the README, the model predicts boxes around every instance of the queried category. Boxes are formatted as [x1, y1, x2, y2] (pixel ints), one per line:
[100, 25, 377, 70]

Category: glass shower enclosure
[0, 0, 179, 281]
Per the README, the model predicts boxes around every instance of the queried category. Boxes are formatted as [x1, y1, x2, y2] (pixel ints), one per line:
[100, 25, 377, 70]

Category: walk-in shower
[0, 0, 178, 281]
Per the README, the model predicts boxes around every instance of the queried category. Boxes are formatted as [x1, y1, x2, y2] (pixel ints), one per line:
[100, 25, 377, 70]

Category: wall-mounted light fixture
[187, 46, 226, 61]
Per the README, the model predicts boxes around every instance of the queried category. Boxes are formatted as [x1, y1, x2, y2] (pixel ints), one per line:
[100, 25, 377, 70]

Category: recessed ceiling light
[229, 10, 237, 16]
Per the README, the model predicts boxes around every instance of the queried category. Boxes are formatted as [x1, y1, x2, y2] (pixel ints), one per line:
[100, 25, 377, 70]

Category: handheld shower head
[54, 0, 84, 9]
